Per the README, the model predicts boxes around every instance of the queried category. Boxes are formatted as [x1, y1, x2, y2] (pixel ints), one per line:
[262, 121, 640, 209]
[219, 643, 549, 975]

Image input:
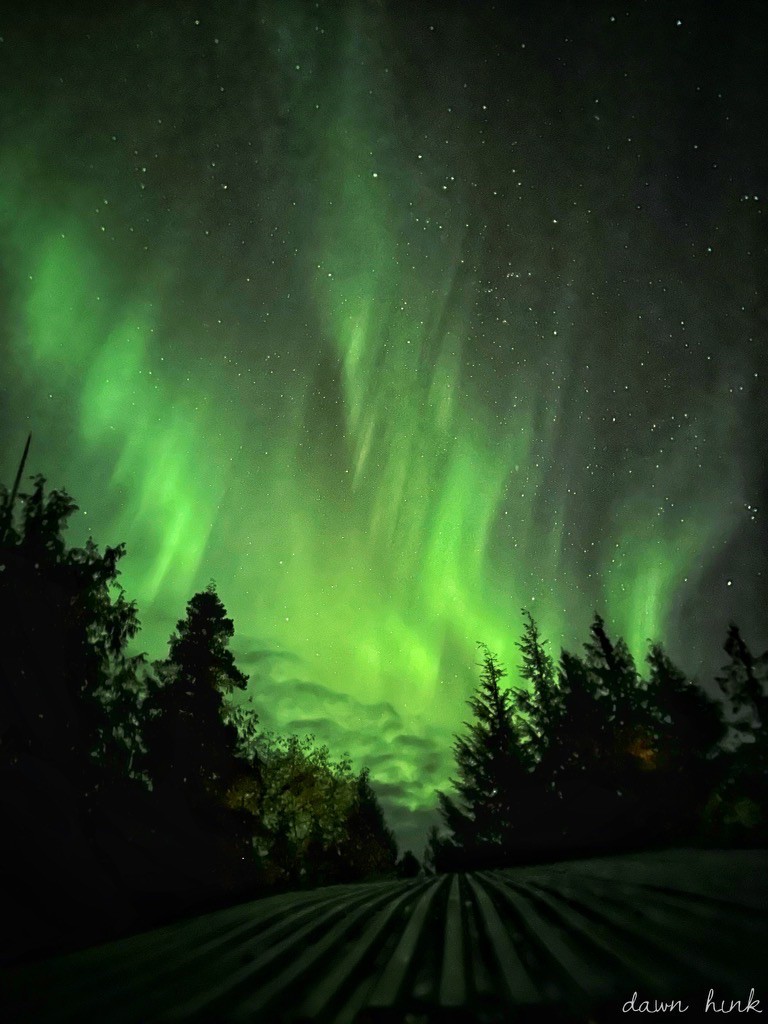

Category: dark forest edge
[0, 464, 766, 965]
[429, 620, 767, 871]
[0, 469, 398, 966]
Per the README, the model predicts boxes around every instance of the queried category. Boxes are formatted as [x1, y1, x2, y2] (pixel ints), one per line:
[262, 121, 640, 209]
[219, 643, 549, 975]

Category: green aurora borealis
[1, 2, 766, 846]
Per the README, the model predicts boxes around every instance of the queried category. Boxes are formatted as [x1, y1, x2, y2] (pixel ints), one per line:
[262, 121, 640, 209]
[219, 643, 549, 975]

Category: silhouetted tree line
[3, 458, 765, 961]
[428, 611, 768, 871]
[0, 463, 399, 964]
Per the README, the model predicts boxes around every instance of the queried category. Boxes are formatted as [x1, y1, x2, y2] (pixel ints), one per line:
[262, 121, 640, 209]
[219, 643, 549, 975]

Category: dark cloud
[236, 647, 304, 668]
[243, 668, 451, 849]
[394, 734, 438, 750]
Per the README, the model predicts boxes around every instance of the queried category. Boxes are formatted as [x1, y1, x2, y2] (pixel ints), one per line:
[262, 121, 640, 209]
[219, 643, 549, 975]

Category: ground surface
[2, 848, 767, 1022]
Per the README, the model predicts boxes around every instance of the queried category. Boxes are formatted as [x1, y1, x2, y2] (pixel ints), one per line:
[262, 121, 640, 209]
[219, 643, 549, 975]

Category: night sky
[1, 1, 766, 850]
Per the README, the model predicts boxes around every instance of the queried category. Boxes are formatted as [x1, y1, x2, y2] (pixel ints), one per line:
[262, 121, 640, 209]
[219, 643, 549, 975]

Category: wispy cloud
[238, 656, 451, 856]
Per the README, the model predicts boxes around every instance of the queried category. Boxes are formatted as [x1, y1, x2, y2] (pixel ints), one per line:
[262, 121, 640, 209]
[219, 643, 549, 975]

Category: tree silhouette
[551, 619, 660, 851]
[642, 642, 725, 839]
[0, 470, 147, 961]
[337, 768, 398, 880]
[511, 609, 561, 765]
[423, 825, 442, 874]
[143, 584, 249, 815]
[583, 614, 648, 760]
[434, 614, 744, 867]
[437, 644, 534, 867]
[5, 451, 767, 962]
[716, 624, 768, 745]
[709, 626, 768, 841]
[396, 850, 421, 877]
[0, 473, 140, 793]
[0, 461, 405, 961]
[549, 649, 605, 778]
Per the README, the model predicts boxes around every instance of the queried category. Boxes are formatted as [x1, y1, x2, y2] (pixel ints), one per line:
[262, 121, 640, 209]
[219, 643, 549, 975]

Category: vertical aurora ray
[299, 11, 529, 710]
[0, 2, 764, 840]
[1, 172, 238, 611]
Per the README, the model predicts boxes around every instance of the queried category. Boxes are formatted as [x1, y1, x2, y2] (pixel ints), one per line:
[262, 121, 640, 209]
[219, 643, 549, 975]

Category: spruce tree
[396, 850, 421, 877]
[338, 768, 398, 880]
[438, 644, 529, 864]
[423, 824, 443, 874]
[551, 649, 606, 779]
[512, 610, 561, 765]
[143, 584, 248, 811]
[716, 624, 767, 744]
[583, 614, 645, 743]
[712, 626, 768, 840]
[646, 643, 724, 768]
[643, 642, 725, 839]
[544, 646, 628, 852]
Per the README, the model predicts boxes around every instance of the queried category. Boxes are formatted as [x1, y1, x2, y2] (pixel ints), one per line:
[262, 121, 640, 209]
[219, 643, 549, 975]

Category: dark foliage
[706, 625, 768, 841]
[1, 456, 765, 962]
[396, 849, 421, 877]
[142, 584, 251, 839]
[434, 609, 765, 870]
[436, 644, 538, 869]
[0, 472, 147, 961]
[337, 767, 399, 880]
[0, 464, 401, 965]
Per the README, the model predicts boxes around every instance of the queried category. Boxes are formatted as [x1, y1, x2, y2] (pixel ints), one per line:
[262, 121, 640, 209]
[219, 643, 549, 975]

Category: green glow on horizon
[0, 108, 725, 705]
[0, 3, 750, 842]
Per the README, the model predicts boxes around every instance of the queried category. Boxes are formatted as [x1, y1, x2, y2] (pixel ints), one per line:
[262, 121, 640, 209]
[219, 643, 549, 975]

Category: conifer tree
[711, 626, 768, 839]
[641, 642, 725, 838]
[437, 644, 530, 864]
[338, 768, 398, 880]
[551, 649, 606, 779]
[512, 610, 561, 765]
[541, 646, 630, 851]
[423, 824, 443, 874]
[646, 643, 724, 768]
[0, 473, 140, 793]
[583, 614, 645, 742]
[716, 624, 768, 744]
[396, 850, 421, 877]
[0, 468, 151, 961]
[143, 584, 248, 811]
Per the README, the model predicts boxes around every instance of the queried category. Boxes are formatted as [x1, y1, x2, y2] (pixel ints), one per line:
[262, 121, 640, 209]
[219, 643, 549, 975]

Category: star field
[0, 1, 766, 847]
